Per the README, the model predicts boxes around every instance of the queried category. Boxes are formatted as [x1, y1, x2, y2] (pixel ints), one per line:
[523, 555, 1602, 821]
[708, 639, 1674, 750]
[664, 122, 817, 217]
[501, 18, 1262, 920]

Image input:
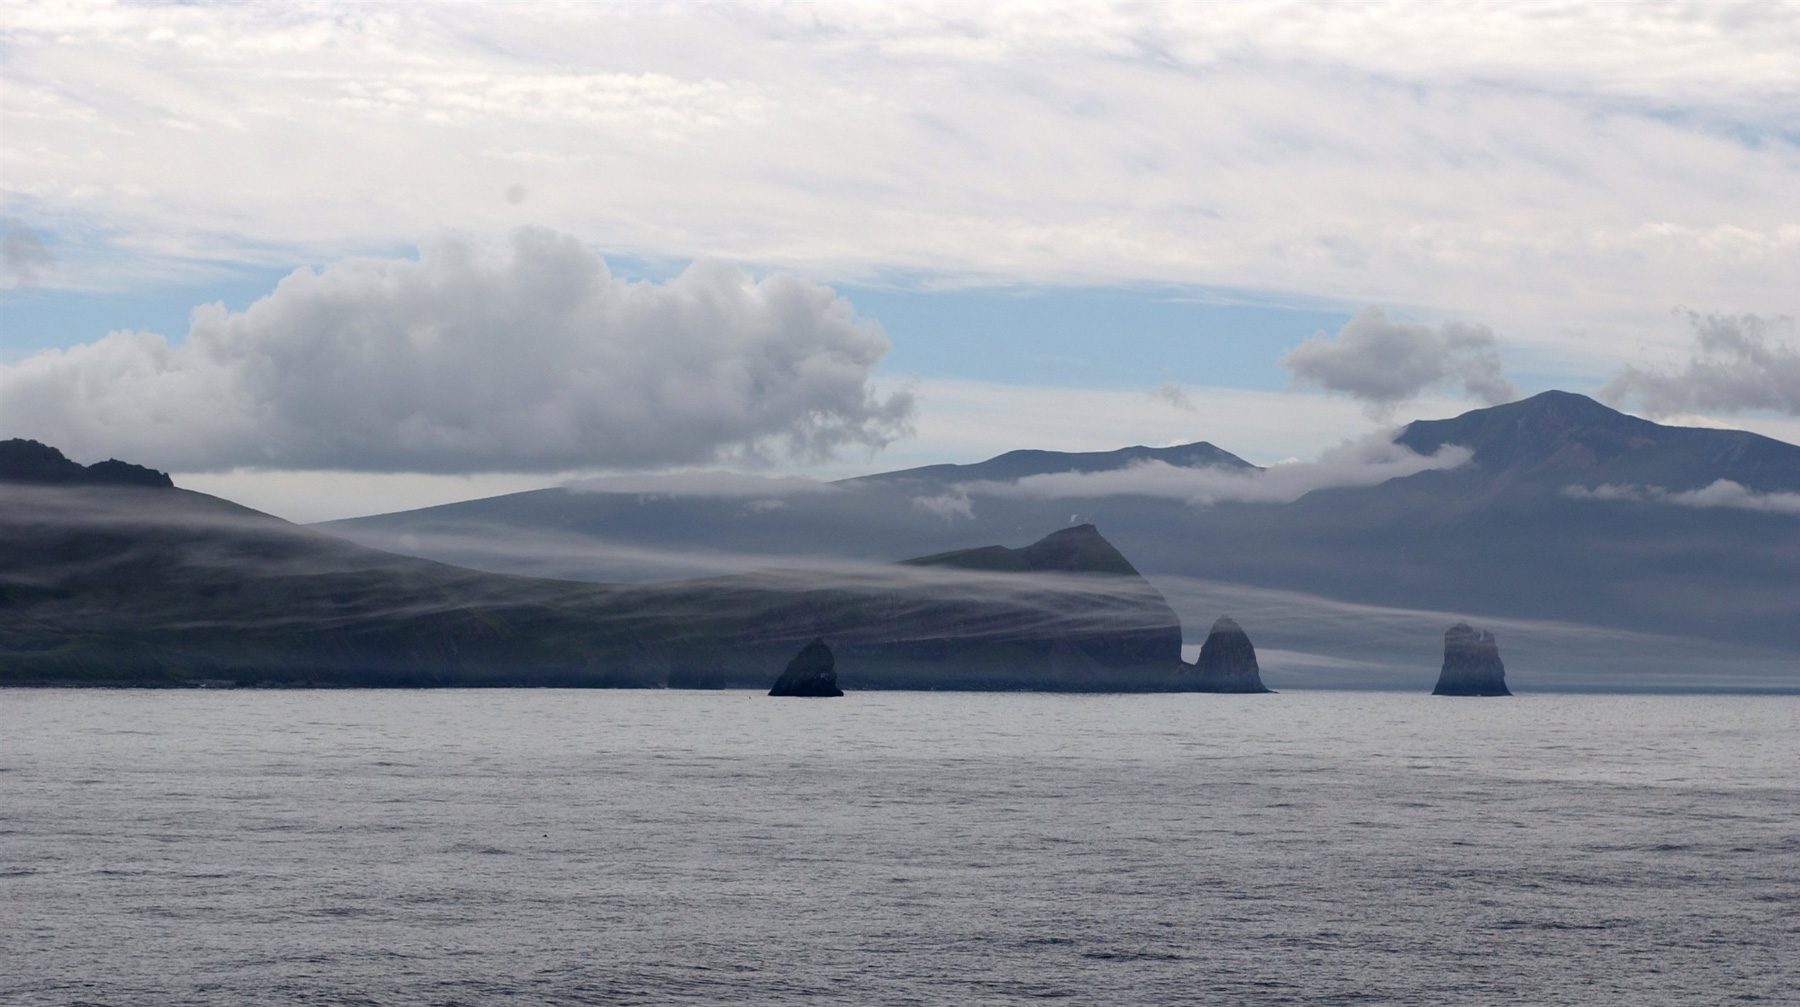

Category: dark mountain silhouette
[323, 392, 1800, 688]
[0, 457, 1185, 690]
[904, 523, 1143, 576]
[0, 438, 173, 488]
[1396, 391, 1800, 493]
[848, 441, 1254, 487]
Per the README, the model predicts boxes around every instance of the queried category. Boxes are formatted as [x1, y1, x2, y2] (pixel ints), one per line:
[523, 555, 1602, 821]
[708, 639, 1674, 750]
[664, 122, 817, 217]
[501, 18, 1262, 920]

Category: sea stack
[1186, 617, 1270, 693]
[1432, 623, 1510, 696]
[768, 638, 843, 697]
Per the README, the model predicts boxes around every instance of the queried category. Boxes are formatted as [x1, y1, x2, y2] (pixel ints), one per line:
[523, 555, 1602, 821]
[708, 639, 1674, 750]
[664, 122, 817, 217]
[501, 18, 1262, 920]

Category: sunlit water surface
[3, 690, 1796, 1006]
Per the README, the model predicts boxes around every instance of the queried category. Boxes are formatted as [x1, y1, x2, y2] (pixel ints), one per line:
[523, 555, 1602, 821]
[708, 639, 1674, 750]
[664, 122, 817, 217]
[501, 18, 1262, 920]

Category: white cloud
[0, 228, 912, 473]
[2, 3, 1795, 362]
[1281, 307, 1516, 416]
[912, 489, 974, 521]
[1602, 312, 1800, 417]
[1564, 479, 1800, 515]
[966, 432, 1472, 506]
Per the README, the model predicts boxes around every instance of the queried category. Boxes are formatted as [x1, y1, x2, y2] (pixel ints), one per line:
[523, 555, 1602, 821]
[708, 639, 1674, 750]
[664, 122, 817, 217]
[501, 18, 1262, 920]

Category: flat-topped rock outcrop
[1181, 616, 1270, 693]
[1433, 623, 1510, 696]
[768, 638, 843, 697]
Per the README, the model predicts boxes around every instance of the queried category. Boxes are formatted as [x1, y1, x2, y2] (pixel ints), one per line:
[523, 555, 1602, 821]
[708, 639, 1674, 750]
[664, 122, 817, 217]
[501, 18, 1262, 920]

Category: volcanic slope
[325, 392, 1800, 662]
[0, 441, 1183, 689]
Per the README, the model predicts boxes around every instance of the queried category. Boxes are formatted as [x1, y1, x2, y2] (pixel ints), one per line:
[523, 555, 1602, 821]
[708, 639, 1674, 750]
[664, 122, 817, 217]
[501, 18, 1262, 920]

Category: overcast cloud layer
[0, 229, 912, 473]
[4, 2, 1797, 365]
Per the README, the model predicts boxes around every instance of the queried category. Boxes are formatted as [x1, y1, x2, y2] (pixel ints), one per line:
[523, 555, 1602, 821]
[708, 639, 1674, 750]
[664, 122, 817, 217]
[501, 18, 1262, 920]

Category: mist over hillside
[323, 392, 1800, 691]
[0, 442, 1193, 691]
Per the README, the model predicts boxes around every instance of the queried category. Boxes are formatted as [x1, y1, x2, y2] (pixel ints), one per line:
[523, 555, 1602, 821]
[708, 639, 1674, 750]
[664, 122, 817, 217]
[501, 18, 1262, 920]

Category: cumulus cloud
[958, 432, 1471, 507]
[1564, 479, 1800, 515]
[1281, 307, 1516, 416]
[0, 228, 913, 473]
[1601, 312, 1800, 417]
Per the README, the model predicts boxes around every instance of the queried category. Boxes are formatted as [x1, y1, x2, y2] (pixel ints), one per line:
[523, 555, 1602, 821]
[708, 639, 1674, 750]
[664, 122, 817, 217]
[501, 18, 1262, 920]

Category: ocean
[3, 689, 1795, 1005]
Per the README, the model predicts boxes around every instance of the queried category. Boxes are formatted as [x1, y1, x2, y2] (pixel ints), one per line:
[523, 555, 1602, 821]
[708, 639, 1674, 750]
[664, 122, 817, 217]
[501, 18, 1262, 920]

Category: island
[768, 639, 843, 697]
[1432, 623, 1511, 696]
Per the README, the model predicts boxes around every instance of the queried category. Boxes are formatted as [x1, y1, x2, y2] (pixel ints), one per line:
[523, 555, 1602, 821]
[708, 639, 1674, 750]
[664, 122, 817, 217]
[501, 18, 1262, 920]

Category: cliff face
[1180, 616, 1271, 693]
[1, 459, 1187, 691]
[768, 639, 842, 697]
[1432, 623, 1511, 696]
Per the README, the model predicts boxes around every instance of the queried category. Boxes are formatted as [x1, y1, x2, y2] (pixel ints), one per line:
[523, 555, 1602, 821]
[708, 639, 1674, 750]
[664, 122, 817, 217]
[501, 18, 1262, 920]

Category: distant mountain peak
[0, 439, 173, 489]
[903, 523, 1141, 576]
[1394, 390, 1800, 493]
[844, 440, 1254, 487]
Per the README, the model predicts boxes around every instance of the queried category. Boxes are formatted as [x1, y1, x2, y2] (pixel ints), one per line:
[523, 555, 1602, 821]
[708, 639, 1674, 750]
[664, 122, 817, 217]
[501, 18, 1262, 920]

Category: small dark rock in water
[1433, 623, 1511, 696]
[1187, 616, 1270, 693]
[768, 638, 843, 697]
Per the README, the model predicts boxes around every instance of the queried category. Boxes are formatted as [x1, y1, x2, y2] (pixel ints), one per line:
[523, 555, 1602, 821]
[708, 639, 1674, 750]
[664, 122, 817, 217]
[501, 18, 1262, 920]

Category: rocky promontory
[1180, 616, 1270, 693]
[768, 638, 843, 697]
[1432, 623, 1510, 696]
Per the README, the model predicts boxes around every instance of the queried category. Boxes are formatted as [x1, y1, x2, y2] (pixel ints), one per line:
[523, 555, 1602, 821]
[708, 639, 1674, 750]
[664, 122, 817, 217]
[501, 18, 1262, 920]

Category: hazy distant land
[4, 392, 1797, 692]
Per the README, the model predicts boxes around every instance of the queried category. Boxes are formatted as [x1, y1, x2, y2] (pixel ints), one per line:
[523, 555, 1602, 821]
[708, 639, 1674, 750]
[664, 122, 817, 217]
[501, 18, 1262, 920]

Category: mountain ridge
[314, 391, 1800, 686]
[1395, 390, 1800, 493]
[0, 467, 1188, 690]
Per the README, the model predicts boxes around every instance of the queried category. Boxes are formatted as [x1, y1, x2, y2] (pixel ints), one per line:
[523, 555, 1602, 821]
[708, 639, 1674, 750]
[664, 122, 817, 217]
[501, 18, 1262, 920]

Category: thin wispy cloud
[3, 3, 1794, 357]
[1, 219, 52, 287]
[1565, 479, 1800, 516]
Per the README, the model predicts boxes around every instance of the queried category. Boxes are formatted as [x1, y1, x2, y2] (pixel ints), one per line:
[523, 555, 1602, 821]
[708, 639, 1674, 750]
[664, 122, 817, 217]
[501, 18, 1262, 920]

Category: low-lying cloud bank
[0, 228, 912, 474]
[1603, 312, 1800, 418]
[565, 470, 837, 499]
[1281, 306, 1516, 416]
[1565, 479, 1800, 515]
[919, 434, 1471, 514]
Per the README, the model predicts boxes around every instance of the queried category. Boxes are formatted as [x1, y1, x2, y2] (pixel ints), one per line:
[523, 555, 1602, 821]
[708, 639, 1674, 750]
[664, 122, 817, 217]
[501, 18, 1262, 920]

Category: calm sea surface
[2, 690, 1796, 1006]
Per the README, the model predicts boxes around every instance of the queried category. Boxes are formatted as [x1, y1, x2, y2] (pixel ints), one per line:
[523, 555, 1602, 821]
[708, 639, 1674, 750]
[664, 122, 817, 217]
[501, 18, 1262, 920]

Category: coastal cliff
[768, 639, 842, 697]
[1179, 616, 1271, 693]
[1, 444, 1186, 691]
[1433, 623, 1511, 696]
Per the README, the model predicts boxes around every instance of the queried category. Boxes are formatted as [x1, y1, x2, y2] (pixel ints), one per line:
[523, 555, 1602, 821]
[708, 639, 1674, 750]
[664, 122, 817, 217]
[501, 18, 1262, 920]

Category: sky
[2, 1, 1798, 522]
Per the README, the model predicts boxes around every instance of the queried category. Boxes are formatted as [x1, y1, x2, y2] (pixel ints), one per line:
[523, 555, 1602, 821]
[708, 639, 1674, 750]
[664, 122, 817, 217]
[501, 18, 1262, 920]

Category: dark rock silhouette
[768, 638, 842, 697]
[903, 522, 1142, 576]
[1183, 616, 1270, 693]
[0, 439, 172, 488]
[1433, 623, 1511, 696]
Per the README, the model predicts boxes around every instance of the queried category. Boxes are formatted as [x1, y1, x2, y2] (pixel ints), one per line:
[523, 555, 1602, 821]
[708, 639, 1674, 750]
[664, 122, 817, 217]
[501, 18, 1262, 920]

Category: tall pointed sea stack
[768, 638, 843, 697]
[1184, 617, 1270, 693]
[1432, 623, 1510, 696]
